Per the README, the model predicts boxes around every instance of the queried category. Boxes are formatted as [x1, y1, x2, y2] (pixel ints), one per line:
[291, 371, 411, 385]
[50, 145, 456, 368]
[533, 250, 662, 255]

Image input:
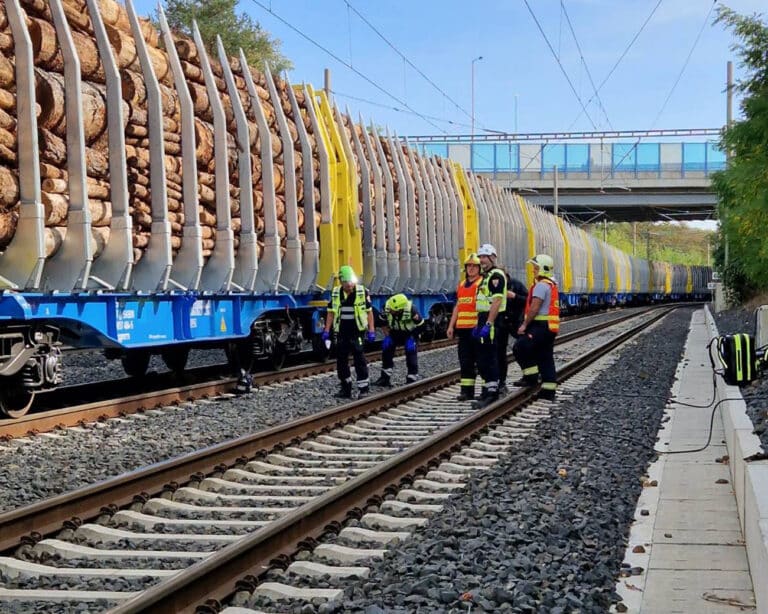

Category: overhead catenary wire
[567, 0, 664, 130]
[560, 0, 613, 130]
[522, 0, 599, 131]
[343, 1, 483, 130]
[249, 0, 449, 134]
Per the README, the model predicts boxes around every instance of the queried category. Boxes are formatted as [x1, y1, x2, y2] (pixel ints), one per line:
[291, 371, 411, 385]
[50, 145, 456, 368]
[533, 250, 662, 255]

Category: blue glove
[382, 335, 394, 351]
[321, 330, 330, 342]
[366, 331, 376, 343]
[405, 337, 417, 353]
[474, 323, 492, 339]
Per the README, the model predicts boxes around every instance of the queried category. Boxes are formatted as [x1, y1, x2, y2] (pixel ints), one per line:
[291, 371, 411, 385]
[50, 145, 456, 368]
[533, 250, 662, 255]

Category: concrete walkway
[614, 308, 756, 613]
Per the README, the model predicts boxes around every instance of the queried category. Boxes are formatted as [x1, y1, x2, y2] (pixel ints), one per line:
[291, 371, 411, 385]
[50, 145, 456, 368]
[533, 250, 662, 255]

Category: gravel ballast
[258, 307, 695, 614]
[713, 305, 768, 453]
[0, 313, 638, 513]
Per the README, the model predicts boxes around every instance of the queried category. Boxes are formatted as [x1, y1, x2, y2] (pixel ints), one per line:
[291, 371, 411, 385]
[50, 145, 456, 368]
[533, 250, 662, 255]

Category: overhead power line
[249, 0, 448, 134]
[522, 0, 599, 130]
[568, 0, 664, 129]
[559, 0, 613, 130]
[343, 1, 481, 129]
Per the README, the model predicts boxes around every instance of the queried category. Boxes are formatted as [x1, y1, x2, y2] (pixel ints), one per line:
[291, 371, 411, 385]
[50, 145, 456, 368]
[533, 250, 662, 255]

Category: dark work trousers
[512, 321, 557, 388]
[336, 333, 369, 388]
[382, 330, 418, 378]
[495, 318, 510, 387]
[456, 328, 479, 398]
[475, 314, 499, 396]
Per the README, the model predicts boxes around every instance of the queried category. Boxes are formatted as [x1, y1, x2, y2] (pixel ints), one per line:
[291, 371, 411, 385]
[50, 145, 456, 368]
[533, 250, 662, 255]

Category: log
[0, 126, 15, 151]
[0, 88, 15, 111]
[0, 32, 12, 55]
[0, 166, 19, 209]
[195, 120, 213, 165]
[138, 17, 158, 48]
[97, 0, 122, 27]
[0, 108, 15, 131]
[199, 207, 216, 227]
[40, 162, 64, 179]
[121, 69, 145, 105]
[0, 209, 18, 250]
[132, 232, 149, 248]
[89, 199, 111, 226]
[44, 226, 67, 257]
[36, 70, 108, 144]
[107, 24, 138, 70]
[42, 191, 68, 225]
[0, 53, 13, 89]
[42, 177, 67, 194]
[90, 226, 110, 258]
[28, 17, 63, 73]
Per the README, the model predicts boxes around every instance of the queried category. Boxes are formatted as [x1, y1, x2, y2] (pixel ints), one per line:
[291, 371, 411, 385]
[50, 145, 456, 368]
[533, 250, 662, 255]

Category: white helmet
[477, 243, 497, 257]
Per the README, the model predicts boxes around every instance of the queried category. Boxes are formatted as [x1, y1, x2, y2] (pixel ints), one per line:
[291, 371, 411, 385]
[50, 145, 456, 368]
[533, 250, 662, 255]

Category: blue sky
[132, 0, 766, 137]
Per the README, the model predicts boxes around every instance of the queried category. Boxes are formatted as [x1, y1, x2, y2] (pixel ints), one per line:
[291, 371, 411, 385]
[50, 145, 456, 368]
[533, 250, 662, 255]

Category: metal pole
[514, 94, 519, 133]
[724, 60, 733, 268]
[553, 164, 559, 217]
[471, 56, 483, 140]
[632, 222, 637, 256]
[603, 218, 607, 243]
[324, 68, 331, 98]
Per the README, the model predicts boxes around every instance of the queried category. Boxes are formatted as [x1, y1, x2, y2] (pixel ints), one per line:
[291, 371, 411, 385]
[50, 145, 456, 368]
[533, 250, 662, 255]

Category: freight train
[0, 0, 711, 417]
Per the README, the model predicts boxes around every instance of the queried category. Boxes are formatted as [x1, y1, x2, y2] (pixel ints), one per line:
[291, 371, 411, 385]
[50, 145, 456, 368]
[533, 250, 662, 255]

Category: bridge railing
[417, 141, 726, 180]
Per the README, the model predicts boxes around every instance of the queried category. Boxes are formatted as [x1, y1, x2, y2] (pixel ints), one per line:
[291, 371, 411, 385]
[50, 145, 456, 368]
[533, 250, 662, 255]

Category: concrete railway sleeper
[0, 307, 677, 613]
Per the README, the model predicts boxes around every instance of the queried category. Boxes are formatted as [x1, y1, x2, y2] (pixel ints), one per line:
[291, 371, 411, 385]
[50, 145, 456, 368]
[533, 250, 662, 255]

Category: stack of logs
[0, 0, 441, 268]
[0, 3, 20, 251]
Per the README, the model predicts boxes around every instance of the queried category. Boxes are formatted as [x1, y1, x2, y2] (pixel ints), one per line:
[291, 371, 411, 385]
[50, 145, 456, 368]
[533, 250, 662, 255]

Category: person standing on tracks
[447, 253, 484, 401]
[322, 265, 377, 399]
[471, 243, 507, 408]
[373, 293, 424, 387]
[513, 254, 560, 401]
[497, 270, 529, 394]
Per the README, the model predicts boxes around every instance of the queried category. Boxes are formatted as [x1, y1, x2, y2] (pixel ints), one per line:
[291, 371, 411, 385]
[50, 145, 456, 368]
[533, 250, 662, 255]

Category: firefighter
[446, 253, 483, 401]
[497, 270, 528, 394]
[322, 265, 377, 398]
[373, 293, 424, 387]
[472, 243, 507, 408]
[512, 254, 560, 401]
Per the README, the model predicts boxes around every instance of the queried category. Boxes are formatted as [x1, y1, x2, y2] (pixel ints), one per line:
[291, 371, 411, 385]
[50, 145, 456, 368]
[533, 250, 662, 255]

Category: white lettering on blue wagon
[191, 301, 212, 316]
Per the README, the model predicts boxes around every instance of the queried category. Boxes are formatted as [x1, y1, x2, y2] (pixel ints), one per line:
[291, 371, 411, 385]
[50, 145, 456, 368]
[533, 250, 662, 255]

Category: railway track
[0, 308, 645, 440]
[0, 306, 676, 613]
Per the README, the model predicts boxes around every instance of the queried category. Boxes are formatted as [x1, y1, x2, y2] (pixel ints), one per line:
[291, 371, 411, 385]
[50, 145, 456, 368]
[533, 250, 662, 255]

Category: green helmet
[338, 265, 357, 284]
[528, 254, 554, 278]
[385, 293, 410, 313]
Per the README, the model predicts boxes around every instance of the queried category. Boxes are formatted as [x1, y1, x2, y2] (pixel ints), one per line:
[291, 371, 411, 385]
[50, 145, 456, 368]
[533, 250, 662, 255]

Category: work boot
[373, 374, 392, 387]
[537, 389, 556, 402]
[512, 375, 539, 387]
[406, 374, 420, 383]
[472, 392, 499, 409]
[358, 385, 370, 398]
[334, 381, 353, 399]
[456, 391, 474, 401]
[498, 384, 509, 395]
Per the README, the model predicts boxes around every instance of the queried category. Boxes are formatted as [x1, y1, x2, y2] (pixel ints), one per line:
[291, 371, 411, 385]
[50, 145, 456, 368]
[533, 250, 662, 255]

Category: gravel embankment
[712, 305, 768, 453]
[241, 307, 694, 614]
[0, 309, 655, 514]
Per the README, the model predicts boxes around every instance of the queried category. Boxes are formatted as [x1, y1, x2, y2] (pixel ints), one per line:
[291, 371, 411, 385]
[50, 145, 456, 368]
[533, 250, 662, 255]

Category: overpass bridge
[407, 129, 723, 223]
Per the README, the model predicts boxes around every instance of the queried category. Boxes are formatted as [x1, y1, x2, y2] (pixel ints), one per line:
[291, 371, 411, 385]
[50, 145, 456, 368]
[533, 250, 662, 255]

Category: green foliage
[711, 6, 768, 299]
[161, 0, 292, 73]
[587, 222, 713, 265]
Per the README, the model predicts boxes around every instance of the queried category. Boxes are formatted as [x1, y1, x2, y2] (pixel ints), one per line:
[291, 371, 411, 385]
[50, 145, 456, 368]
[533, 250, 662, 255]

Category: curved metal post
[0, 0, 45, 290]
[42, 0, 94, 291]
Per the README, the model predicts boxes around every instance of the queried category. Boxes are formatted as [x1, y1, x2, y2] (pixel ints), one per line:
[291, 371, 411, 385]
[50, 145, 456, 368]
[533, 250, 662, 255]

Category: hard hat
[477, 243, 497, 257]
[528, 254, 554, 278]
[464, 253, 481, 266]
[338, 265, 357, 283]
[386, 293, 410, 312]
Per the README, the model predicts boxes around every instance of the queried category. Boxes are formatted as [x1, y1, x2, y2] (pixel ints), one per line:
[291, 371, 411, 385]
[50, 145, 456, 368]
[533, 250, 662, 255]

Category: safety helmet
[464, 253, 481, 266]
[477, 243, 497, 258]
[385, 293, 410, 313]
[338, 265, 357, 284]
[528, 254, 554, 278]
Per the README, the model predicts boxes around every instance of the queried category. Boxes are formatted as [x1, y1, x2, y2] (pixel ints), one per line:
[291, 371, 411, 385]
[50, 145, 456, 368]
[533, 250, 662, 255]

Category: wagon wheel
[0, 379, 35, 419]
[161, 347, 190, 375]
[121, 350, 151, 377]
[269, 342, 287, 370]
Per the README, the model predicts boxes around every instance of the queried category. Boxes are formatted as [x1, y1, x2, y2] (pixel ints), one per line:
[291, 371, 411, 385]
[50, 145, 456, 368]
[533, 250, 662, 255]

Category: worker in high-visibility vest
[513, 254, 561, 401]
[373, 293, 424, 387]
[322, 265, 376, 399]
[447, 253, 484, 401]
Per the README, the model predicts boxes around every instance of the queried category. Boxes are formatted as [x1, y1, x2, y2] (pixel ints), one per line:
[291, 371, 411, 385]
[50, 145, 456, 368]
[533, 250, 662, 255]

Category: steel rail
[0, 307, 665, 553]
[109, 306, 677, 613]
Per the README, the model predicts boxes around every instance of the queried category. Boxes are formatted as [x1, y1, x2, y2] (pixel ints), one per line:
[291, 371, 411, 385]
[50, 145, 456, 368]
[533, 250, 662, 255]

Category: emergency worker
[322, 265, 377, 398]
[472, 243, 507, 408]
[446, 253, 483, 401]
[512, 254, 560, 401]
[497, 271, 528, 394]
[373, 293, 424, 387]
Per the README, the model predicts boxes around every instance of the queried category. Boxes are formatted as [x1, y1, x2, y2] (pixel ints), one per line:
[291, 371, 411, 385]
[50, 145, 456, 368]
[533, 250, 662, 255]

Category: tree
[711, 7, 768, 300]
[161, 0, 292, 73]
